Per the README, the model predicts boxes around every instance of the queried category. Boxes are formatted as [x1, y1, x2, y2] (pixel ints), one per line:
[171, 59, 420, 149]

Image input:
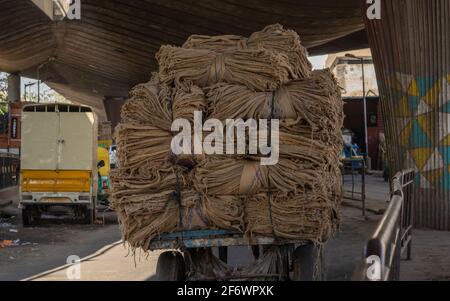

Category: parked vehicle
[97, 146, 110, 205]
[109, 144, 117, 169]
[19, 104, 98, 225]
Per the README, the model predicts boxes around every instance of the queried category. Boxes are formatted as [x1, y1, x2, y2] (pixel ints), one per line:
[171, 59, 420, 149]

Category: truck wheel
[156, 251, 185, 281]
[22, 207, 33, 227]
[292, 244, 322, 281]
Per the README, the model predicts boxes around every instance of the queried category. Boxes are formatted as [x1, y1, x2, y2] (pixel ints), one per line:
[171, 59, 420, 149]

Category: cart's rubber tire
[218, 247, 228, 263]
[251, 245, 261, 259]
[292, 244, 322, 281]
[22, 207, 33, 227]
[156, 251, 186, 281]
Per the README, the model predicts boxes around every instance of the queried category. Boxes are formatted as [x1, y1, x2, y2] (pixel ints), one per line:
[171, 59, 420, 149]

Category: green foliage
[0, 103, 8, 115]
[25, 90, 69, 103]
[0, 73, 7, 103]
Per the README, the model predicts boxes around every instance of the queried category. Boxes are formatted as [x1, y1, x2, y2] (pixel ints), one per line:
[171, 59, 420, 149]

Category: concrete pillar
[103, 96, 127, 130]
[365, 0, 450, 229]
[7, 74, 20, 103]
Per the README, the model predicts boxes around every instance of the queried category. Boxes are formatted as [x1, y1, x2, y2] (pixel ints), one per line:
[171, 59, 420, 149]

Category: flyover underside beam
[365, 0, 450, 230]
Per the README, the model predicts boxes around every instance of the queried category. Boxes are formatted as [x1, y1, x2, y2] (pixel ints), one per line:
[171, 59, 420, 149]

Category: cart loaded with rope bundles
[110, 24, 343, 281]
[150, 229, 324, 281]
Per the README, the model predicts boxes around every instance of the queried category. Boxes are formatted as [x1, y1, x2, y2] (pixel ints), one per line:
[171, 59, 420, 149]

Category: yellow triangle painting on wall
[409, 148, 434, 171]
[394, 96, 412, 118]
[407, 79, 420, 97]
[443, 135, 450, 146]
[422, 79, 441, 108]
[399, 121, 413, 147]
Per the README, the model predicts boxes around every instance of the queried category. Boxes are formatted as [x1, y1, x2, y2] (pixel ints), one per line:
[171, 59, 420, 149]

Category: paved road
[28, 242, 161, 281]
[401, 229, 450, 281]
[26, 244, 256, 281]
[0, 223, 121, 281]
[2, 176, 450, 281]
[0, 186, 122, 281]
[0, 176, 393, 281]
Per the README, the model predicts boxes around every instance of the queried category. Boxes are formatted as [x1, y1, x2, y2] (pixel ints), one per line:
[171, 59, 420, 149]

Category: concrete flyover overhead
[0, 0, 448, 230]
[0, 0, 367, 121]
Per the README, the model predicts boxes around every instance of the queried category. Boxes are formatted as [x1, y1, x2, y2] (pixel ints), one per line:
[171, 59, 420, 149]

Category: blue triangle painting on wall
[439, 146, 450, 166]
[440, 101, 450, 114]
[408, 95, 421, 112]
[440, 169, 450, 190]
[416, 76, 436, 97]
[410, 120, 432, 148]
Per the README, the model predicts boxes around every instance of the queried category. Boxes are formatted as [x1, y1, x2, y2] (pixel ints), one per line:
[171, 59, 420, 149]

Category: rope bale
[111, 24, 344, 252]
[113, 190, 186, 251]
[115, 80, 207, 172]
[114, 124, 172, 172]
[183, 24, 312, 79]
[172, 81, 206, 123]
[206, 69, 343, 131]
[201, 194, 244, 232]
[194, 157, 269, 195]
[193, 156, 339, 200]
[120, 80, 172, 130]
[156, 45, 294, 91]
[244, 192, 335, 243]
[110, 162, 190, 199]
[112, 189, 246, 251]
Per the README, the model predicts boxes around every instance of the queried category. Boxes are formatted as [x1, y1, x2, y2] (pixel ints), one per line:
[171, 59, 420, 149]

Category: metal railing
[353, 169, 415, 281]
[341, 157, 366, 216]
[0, 155, 20, 189]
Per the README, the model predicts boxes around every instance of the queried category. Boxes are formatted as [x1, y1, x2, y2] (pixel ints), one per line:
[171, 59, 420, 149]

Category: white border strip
[22, 240, 123, 281]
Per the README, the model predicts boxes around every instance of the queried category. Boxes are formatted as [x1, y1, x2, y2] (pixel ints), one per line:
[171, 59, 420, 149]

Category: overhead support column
[365, 0, 450, 229]
[103, 96, 127, 130]
[7, 74, 20, 103]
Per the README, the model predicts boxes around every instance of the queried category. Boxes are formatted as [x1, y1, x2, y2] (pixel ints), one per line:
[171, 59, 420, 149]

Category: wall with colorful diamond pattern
[391, 74, 450, 191]
[365, 0, 450, 230]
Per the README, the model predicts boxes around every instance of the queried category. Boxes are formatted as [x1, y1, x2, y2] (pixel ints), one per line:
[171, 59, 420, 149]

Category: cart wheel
[251, 246, 261, 259]
[292, 244, 322, 281]
[218, 247, 228, 263]
[156, 251, 186, 281]
[22, 207, 33, 227]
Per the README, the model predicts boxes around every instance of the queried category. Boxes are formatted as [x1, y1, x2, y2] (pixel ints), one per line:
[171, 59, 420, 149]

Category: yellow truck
[19, 104, 98, 225]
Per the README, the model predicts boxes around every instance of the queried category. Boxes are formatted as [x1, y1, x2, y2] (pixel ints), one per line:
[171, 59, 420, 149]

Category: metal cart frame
[150, 229, 323, 281]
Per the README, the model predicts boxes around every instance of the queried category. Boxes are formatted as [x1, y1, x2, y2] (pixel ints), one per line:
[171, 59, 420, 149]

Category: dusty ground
[0, 215, 121, 281]
[13, 206, 385, 282]
[327, 174, 450, 281]
[324, 207, 382, 280]
[401, 229, 450, 281]
[0, 187, 121, 281]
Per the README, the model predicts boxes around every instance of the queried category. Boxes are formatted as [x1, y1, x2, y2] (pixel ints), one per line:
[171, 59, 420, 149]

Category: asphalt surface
[0, 221, 121, 281]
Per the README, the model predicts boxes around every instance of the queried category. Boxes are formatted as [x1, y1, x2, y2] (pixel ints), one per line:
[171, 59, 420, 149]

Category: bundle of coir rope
[111, 24, 343, 251]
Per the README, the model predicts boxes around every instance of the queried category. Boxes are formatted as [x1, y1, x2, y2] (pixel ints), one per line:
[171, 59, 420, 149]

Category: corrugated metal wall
[364, 0, 450, 230]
